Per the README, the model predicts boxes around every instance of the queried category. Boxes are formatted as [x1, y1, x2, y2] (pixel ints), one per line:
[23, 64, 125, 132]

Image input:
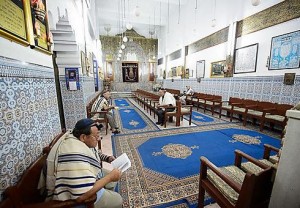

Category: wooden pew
[0, 130, 97, 208]
[198, 150, 274, 208]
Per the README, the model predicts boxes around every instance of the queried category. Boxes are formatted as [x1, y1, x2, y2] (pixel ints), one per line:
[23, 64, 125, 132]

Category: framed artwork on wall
[196, 60, 205, 78]
[234, 43, 258, 74]
[210, 60, 226, 78]
[269, 30, 300, 70]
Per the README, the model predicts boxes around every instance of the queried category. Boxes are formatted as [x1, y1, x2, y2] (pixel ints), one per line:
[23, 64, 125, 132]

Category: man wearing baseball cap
[44, 118, 123, 208]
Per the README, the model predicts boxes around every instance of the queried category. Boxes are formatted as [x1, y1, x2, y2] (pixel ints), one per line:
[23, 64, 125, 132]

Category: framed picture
[210, 60, 226, 78]
[81, 51, 86, 75]
[30, 0, 52, 53]
[196, 60, 205, 78]
[0, 0, 29, 45]
[269, 30, 300, 70]
[171, 67, 177, 77]
[234, 43, 258, 74]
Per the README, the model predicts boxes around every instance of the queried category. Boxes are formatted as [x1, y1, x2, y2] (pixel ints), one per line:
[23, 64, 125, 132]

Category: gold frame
[105, 61, 114, 81]
[148, 61, 155, 81]
[210, 60, 226, 78]
[0, 0, 52, 54]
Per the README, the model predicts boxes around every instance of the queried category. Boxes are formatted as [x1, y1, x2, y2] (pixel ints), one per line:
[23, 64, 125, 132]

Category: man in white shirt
[180, 86, 195, 104]
[156, 88, 176, 125]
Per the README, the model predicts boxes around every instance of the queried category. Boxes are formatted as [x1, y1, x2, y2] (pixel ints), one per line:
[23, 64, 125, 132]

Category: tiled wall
[59, 75, 95, 129]
[0, 56, 61, 200]
[162, 75, 300, 105]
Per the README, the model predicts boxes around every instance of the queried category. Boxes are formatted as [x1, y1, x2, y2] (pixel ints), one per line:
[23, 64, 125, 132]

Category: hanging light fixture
[119, 49, 123, 53]
[126, 23, 133, 30]
[123, 36, 128, 42]
[251, 0, 261, 6]
[211, 0, 216, 27]
[134, 0, 140, 17]
[121, 44, 126, 49]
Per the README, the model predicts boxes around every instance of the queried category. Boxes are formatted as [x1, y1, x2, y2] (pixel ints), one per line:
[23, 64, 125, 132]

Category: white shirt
[186, 88, 194, 95]
[159, 91, 176, 106]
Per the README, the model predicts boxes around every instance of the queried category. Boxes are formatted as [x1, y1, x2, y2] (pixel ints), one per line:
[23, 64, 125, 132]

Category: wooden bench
[86, 91, 108, 134]
[0, 131, 97, 208]
[198, 150, 274, 208]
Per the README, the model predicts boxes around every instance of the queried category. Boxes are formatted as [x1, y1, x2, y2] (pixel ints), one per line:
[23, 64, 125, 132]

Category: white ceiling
[95, 0, 189, 37]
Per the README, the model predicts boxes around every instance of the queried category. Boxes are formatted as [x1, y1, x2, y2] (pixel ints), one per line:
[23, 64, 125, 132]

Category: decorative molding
[168, 49, 181, 61]
[237, 0, 300, 37]
[188, 27, 229, 54]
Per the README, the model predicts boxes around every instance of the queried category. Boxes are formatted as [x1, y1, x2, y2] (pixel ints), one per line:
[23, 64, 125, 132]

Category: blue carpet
[185, 111, 229, 126]
[114, 99, 130, 107]
[138, 128, 280, 178]
[112, 125, 281, 207]
[191, 111, 214, 122]
[119, 108, 147, 129]
[114, 99, 159, 134]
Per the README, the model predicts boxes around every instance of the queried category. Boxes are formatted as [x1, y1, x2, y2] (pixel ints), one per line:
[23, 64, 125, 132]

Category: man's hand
[108, 169, 122, 182]
[108, 155, 115, 163]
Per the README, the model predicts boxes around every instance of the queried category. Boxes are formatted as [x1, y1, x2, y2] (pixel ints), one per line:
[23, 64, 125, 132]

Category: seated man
[156, 88, 176, 126]
[44, 118, 123, 208]
[92, 90, 120, 134]
[180, 86, 194, 104]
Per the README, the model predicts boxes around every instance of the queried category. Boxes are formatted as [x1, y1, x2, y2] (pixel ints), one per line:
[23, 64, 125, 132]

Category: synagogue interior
[0, 0, 300, 207]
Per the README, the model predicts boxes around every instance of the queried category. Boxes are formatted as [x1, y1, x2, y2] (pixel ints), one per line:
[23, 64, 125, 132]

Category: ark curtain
[122, 62, 139, 82]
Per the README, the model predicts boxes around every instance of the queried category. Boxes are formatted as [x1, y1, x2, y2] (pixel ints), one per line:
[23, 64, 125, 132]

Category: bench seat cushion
[265, 114, 285, 122]
[207, 166, 246, 205]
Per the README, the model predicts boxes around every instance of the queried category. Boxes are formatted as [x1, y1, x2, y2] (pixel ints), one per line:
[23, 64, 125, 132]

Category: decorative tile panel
[0, 56, 61, 200]
[162, 75, 299, 105]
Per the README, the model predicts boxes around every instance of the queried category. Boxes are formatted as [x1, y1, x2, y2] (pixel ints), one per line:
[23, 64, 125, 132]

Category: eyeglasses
[89, 133, 100, 140]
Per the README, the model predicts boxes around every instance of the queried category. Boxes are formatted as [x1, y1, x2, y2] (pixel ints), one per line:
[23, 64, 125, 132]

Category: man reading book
[44, 118, 123, 208]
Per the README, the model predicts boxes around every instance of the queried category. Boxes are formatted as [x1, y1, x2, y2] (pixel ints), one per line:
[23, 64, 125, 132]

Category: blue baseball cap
[74, 118, 95, 130]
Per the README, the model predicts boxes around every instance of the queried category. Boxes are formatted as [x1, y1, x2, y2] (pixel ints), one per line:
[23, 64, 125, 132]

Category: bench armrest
[234, 150, 269, 169]
[263, 144, 280, 159]
[200, 157, 241, 193]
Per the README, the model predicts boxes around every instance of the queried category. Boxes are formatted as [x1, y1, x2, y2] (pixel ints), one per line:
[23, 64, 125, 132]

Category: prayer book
[111, 153, 131, 173]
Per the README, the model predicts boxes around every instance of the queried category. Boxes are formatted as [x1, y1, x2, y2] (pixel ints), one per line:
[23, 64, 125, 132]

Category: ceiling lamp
[123, 36, 128, 42]
[211, 19, 216, 27]
[117, 57, 120, 61]
[211, 0, 217, 27]
[126, 23, 133, 30]
[251, 0, 261, 6]
[104, 24, 111, 35]
[121, 44, 125, 49]
[119, 49, 123, 53]
[134, 5, 140, 17]
[118, 53, 122, 57]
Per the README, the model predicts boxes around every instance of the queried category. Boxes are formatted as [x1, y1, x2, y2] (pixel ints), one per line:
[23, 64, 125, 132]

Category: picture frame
[283, 73, 296, 85]
[210, 60, 226, 78]
[30, 0, 52, 54]
[81, 51, 86, 75]
[0, 0, 30, 46]
[196, 60, 205, 78]
[234, 43, 258, 74]
[0, 0, 52, 54]
[269, 30, 300, 70]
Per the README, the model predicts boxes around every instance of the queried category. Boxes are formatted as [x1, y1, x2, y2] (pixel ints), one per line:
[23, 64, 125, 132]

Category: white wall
[159, 0, 283, 56]
[235, 17, 300, 76]
[186, 42, 227, 78]
[0, 37, 53, 67]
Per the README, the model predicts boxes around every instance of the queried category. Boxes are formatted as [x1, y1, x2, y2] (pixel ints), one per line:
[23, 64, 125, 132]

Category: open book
[111, 153, 131, 173]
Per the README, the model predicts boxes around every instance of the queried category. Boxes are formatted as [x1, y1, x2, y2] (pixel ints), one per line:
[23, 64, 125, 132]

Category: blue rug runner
[113, 98, 159, 134]
[112, 124, 281, 207]
[114, 99, 130, 107]
[185, 111, 229, 126]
